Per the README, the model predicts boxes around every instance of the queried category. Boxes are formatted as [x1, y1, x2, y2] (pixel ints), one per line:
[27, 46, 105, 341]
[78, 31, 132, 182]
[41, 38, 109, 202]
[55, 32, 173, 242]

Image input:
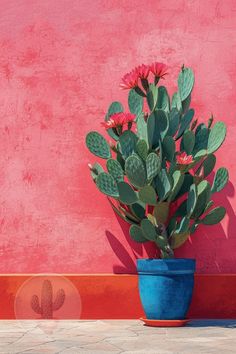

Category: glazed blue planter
[137, 258, 196, 320]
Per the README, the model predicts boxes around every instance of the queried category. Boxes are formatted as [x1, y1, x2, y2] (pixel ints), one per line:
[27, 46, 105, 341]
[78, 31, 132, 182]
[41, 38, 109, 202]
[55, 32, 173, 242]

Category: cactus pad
[139, 185, 157, 205]
[211, 167, 229, 193]
[192, 180, 211, 218]
[148, 110, 169, 148]
[96, 172, 119, 197]
[194, 149, 207, 160]
[106, 159, 124, 183]
[155, 169, 172, 201]
[193, 125, 209, 153]
[106, 101, 123, 118]
[146, 152, 161, 180]
[178, 67, 194, 101]
[182, 94, 192, 115]
[182, 130, 195, 154]
[147, 83, 158, 111]
[141, 219, 157, 241]
[176, 109, 194, 139]
[118, 130, 138, 159]
[147, 113, 158, 148]
[200, 154, 216, 177]
[169, 170, 184, 201]
[201, 206, 226, 225]
[128, 89, 143, 115]
[89, 162, 104, 181]
[136, 139, 148, 160]
[157, 86, 170, 112]
[86, 131, 111, 159]
[153, 202, 169, 224]
[175, 173, 193, 199]
[162, 136, 175, 161]
[207, 121, 226, 153]
[168, 108, 180, 136]
[125, 154, 147, 188]
[130, 202, 146, 220]
[171, 91, 182, 112]
[156, 110, 169, 140]
[187, 184, 197, 216]
[136, 113, 148, 143]
[117, 181, 138, 205]
[175, 199, 187, 217]
[129, 224, 147, 243]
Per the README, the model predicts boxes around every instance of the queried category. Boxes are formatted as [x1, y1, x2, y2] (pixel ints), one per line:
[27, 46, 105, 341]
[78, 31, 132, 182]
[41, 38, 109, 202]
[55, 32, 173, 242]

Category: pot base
[140, 317, 190, 327]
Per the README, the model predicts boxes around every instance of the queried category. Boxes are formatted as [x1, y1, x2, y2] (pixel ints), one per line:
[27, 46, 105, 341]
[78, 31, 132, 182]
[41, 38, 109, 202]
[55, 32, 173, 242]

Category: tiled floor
[0, 320, 236, 353]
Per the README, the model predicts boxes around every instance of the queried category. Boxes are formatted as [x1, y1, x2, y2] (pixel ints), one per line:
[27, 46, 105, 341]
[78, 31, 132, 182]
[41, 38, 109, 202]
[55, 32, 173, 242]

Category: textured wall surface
[0, 0, 235, 273]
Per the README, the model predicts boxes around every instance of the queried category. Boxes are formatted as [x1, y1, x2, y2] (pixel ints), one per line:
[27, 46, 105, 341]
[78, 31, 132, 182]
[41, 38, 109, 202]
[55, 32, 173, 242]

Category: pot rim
[137, 258, 196, 275]
[137, 258, 196, 262]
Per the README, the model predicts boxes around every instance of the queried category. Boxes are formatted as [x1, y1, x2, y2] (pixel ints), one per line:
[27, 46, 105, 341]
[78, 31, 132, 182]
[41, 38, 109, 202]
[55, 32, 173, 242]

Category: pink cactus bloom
[176, 152, 194, 165]
[135, 64, 150, 79]
[149, 62, 168, 78]
[120, 70, 139, 90]
[101, 112, 135, 129]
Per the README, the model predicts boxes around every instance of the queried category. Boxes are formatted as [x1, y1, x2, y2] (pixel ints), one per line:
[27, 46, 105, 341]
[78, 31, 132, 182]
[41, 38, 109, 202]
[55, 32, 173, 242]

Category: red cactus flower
[176, 152, 194, 165]
[101, 112, 135, 130]
[120, 70, 139, 90]
[122, 112, 136, 125]
[101, 113, 123, 129]
[135, 64, 150, 79]
[149, 62, 168, 79]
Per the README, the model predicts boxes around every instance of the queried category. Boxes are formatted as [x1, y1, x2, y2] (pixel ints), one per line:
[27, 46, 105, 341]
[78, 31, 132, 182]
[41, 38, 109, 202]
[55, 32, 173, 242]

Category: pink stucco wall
[0, 0, 235, 273]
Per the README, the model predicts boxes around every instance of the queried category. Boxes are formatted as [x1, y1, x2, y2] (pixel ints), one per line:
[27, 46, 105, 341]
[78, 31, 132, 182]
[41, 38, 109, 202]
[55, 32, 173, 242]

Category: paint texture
[0, 0, 235, 273]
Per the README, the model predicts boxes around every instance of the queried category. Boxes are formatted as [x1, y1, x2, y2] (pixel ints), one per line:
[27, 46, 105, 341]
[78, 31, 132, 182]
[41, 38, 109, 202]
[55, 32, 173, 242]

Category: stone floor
[0, 320, 236, 353]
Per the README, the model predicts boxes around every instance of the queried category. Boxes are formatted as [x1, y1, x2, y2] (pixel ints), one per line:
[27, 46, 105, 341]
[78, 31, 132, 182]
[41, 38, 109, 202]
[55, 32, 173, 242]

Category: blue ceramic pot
[137, 258, 196, 320]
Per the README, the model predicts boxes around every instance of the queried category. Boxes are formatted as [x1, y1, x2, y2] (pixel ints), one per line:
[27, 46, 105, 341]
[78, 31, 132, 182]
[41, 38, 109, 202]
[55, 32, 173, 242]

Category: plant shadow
[175, 179, 236, 272]
[106, 212, 156, 274]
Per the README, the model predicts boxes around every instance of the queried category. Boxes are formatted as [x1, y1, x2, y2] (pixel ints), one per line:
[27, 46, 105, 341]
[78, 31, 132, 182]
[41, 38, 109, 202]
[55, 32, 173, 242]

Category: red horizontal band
[0, 274, 235, 319]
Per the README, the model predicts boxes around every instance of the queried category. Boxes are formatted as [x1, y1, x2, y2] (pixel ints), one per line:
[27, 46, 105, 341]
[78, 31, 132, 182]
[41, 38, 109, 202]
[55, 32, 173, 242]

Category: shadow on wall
[106, 214, 156, 274]
[179, 179, 236, 273]
[106, 178, 236, 274]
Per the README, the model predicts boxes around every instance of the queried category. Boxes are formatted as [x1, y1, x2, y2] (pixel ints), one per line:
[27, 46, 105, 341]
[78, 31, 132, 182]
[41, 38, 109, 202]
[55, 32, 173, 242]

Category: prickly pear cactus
[85, 62, 228, 258]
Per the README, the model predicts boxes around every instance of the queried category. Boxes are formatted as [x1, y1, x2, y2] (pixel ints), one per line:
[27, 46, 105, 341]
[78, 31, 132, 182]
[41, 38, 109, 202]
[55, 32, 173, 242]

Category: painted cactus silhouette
[31, 279, 65, 319]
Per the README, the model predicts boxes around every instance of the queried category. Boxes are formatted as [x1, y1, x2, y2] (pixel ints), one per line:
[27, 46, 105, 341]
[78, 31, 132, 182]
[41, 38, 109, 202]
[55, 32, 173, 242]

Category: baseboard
[0, 274, 235, 319]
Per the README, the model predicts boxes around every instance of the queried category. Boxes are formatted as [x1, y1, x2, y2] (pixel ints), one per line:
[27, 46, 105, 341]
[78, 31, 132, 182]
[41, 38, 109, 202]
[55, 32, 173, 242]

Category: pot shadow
[106, 212, 157, 274]
[188, 319, 236, 328]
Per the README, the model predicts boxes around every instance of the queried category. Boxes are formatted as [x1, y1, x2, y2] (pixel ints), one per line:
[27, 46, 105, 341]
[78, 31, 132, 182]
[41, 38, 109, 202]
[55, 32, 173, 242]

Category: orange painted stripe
[0, 274, 235, 319]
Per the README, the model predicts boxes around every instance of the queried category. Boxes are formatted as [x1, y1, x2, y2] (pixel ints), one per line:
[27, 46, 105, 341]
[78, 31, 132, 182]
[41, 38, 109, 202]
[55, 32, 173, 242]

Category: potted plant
[85, 62, 228, 326]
